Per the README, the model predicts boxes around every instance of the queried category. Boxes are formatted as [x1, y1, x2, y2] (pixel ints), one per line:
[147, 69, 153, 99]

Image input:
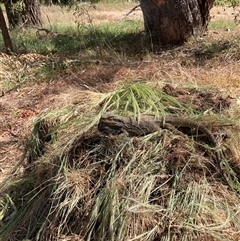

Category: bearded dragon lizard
[98, 111, 220, 160]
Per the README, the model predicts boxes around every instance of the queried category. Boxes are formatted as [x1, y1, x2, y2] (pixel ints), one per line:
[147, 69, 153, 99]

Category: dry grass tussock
[0, 83, 240, 241]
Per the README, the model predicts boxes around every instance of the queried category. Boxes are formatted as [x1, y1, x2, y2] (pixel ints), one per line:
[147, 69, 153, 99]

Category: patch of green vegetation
[9, 28, 73, 55]
[6, 20, 146, 59]
[0, 80, 16, 92]
[0, 36, 3, 47]
[208, 19, 237, 30]
[214, 0, 240, 6]
[100, 83, 198, 116]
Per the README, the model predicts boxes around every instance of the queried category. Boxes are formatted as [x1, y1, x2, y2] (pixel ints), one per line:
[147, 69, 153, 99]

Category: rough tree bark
[4, 0, 43, 28]
[0, 6, 13, 54]
[4, 0, 19, 28]
[21, 0, 43, 27]
[140, 0, 215, 45]
[45, 0, 53, 6]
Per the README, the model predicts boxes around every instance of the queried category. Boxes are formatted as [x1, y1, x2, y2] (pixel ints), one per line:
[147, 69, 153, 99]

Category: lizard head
[98, 112, 124, 135]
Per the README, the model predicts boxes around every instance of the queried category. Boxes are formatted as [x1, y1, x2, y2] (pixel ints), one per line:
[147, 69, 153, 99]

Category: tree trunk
[140, 0, 214, 45]
[4, 0, 20, 28]
[0, 6, 14, 54]
[22, 0, 43, 27]
[45, 0, 53, 6]
[4, 0, 43, 28]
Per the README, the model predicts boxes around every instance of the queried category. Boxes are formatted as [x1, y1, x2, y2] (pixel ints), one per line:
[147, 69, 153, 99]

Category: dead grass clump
[0, 83, 240, 241]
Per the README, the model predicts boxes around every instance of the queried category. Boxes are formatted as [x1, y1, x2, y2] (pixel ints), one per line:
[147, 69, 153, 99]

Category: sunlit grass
[209, 19, 237, 30]
[8, 19, 144, 56]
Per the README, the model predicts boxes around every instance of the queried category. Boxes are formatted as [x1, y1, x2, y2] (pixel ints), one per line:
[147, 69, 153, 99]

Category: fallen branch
[117, 4, 141, 23]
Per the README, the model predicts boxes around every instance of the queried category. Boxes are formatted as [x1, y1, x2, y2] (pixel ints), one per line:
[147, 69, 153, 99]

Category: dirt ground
[1, 6, 240, 183]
